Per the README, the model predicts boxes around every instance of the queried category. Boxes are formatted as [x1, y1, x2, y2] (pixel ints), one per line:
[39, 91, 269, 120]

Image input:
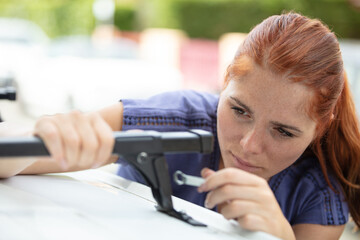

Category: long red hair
[225, 12, 360, 227]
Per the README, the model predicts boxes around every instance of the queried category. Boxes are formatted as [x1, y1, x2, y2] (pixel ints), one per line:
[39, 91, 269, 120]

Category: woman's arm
[0, 102, 123, 177]
[0, 122, 36, 178]
[292, 223, 345, 240]
[0, 158, 37, 178]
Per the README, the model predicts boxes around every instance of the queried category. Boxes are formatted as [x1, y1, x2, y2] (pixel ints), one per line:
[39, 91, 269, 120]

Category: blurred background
[0, 0, 359, 122]
[0, 0, 359, 238]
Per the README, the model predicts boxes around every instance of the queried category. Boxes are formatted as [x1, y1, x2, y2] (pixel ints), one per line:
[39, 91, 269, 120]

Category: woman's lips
[231, 152, 261, 172]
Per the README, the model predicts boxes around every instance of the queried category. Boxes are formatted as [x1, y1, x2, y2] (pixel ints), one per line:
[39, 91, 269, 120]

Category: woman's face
[217, 63, 317, 180]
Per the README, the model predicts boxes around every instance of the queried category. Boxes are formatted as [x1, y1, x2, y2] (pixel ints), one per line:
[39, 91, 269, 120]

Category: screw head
[137, 152, 148, 164]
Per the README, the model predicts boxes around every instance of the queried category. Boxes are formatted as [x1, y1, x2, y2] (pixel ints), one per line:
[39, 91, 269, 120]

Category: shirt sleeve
[291, 174, 348, 225]
[270, 158, 349, 226]
[120, 90, 218, 133]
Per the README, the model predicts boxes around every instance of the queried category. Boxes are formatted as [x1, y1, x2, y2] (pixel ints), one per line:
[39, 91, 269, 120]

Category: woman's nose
[239, 128, 264, 155]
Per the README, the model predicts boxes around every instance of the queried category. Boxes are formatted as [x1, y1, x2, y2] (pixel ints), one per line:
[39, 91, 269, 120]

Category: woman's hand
[198, 167, 295, 240]
[32, 110, 116, 172]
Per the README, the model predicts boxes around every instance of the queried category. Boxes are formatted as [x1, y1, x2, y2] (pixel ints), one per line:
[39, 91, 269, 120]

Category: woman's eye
[231, 107, 248, 117]
[277, 128, 294, 138]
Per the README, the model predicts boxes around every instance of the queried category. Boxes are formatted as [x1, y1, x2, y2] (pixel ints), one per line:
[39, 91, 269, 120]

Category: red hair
[225, 12, 360, 227]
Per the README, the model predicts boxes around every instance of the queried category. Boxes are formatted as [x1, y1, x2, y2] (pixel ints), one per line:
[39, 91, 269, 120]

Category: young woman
[1, 12, 360, 240]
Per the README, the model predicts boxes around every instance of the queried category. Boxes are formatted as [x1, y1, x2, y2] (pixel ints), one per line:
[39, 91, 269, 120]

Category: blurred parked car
[13, 32, 182, 117]
[0, 18, 182, 117]
[0, 18, 49, 120]
[0, 17, 49, 82]
[16, 56, 183, 116]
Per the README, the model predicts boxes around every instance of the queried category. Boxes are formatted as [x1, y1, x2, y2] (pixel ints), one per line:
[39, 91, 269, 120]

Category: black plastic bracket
[0, 86, 16, 101]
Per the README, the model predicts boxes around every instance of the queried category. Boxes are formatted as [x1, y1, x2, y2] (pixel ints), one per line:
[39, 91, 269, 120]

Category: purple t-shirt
[117, 90, 349, 226]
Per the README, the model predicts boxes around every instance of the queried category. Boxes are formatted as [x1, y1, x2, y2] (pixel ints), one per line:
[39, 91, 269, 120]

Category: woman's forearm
[0, 158, 38, 178]
[0, 122, 36, 178]
[0, 102, 123, 177]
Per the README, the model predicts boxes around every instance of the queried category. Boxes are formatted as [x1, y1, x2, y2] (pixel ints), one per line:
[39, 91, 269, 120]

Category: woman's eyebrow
[230, 96, 253, 114]
[271, 121, 303, 134]
[230, 96, 303, 134]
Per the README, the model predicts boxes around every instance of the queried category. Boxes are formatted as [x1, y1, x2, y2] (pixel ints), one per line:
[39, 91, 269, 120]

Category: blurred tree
[0, 0, 359, 39]
[0, 0, 95, 38]
[168, 0, 360, 39]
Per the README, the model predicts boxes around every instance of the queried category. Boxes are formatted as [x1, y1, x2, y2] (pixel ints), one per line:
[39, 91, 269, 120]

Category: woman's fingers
[33, 110, 115, 171]
[220, 199, 265, 220]
[73, 111, 99, 168]
[204, 184, 264, 209]
[201, 167, 215, 178]
[199, 167, 267, 194]
[53, 112, 82, 168]
[34, 115, 66, 168]
[237, 213, 267, 232]
[201, 168, 276, 212]
[90, 112, 115, 168]
[204, 168, 267, 190]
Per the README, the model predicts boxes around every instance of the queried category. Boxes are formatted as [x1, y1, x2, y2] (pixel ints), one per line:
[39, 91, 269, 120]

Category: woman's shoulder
[121, 90, 219, 131]
[269, 156, 349, 225]
[121, 90, 218, 114]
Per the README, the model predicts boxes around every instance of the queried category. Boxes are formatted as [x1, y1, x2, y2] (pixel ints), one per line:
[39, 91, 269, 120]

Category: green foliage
[172, 0, 278, 39]
[0, 0, 359, 39]
[0, 0, 95, 38]
[295, 0, 360, 39]
[169, 0, 360, 39]
[114, 5, 136, 31]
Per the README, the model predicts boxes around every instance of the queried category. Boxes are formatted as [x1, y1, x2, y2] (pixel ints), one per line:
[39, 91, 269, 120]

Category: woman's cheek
[268, 146, 304, 172]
